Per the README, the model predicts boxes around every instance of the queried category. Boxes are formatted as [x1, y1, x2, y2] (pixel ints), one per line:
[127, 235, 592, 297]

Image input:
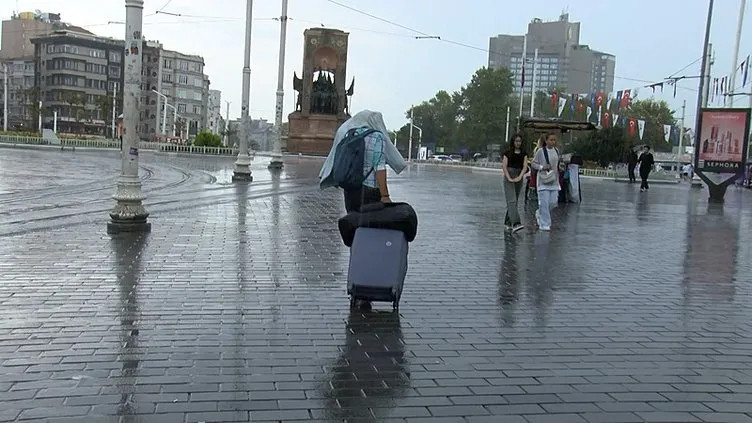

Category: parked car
[449, 154, 462, 163]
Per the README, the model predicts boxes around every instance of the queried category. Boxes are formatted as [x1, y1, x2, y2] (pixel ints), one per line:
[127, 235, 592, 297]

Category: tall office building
[205, 89, 222, 136]
[488, 14, 615, 96]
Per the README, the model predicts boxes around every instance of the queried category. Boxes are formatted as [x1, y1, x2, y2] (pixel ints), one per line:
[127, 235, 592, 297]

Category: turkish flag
[620, 89, 631, 109]
[596, 92, 604, 109]
[551, 91, 559, 113]
[628, 118, 637, 137]
[602, 112, 611, 128]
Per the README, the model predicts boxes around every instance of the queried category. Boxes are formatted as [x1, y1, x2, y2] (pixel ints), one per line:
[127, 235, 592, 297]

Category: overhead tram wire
[324, 0, 699, 91]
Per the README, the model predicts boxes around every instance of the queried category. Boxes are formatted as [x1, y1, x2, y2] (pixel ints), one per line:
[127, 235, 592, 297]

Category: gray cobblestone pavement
[1, 148, 752, 422]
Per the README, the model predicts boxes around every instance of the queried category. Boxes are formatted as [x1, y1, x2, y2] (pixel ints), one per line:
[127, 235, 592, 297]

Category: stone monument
[287, 28, 355, 155]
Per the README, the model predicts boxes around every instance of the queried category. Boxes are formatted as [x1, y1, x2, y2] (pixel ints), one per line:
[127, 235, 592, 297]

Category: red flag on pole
[628, 119, 637, 137]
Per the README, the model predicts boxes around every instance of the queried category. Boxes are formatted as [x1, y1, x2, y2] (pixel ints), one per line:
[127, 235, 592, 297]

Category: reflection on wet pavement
[1, 149, 752, 421]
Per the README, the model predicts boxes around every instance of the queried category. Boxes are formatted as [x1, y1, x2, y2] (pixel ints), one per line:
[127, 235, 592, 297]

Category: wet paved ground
[2, 147, 752, 422]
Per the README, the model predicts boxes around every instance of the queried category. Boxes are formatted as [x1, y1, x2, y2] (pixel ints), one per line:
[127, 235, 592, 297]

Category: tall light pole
[166, 103, 178, 137]
[529, 47, 538, 118]
[505, 106, 510, 142]
[517, 35, 527, 129]
[729, 0, 746, 107]
[111, 82, 118, 139]
[3, 63, 7, 132]
[413, 124, 423, 159]
[233, 0, 254, 182]
[408, 106, 414, 162]
[224, 100, 231, 146]
[269, 0, 288, 169]
[108, 0, 150, 234]
[676, 100, 686, 175]
[152, 89, 168, 135]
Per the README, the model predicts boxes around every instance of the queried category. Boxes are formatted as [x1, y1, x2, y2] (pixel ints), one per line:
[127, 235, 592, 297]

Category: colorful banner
[696, 108, 751, 173]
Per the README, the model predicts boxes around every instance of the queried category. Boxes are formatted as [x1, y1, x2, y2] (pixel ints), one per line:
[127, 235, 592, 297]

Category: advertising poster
[696, 108, 751, 173]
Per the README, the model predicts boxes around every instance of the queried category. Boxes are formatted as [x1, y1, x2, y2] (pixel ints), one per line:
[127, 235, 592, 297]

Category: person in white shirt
[530, 132, 561, 231]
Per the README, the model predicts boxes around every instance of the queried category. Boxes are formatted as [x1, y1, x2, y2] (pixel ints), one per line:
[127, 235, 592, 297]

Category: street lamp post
[152, 89, 168, 135]
[2, 63, 7, 132]
[268, 0, 288, 170]
[413, 124, 423, 160]
[165, 103, 179, 138]
[233, 0, 254, 182]
[108, 0, 150, 234]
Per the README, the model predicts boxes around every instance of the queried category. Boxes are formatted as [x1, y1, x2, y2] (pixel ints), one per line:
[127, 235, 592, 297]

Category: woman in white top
[530, 132, 561, 231]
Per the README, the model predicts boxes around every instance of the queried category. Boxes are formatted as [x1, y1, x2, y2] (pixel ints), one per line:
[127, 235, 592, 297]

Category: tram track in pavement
[0, 180, 319, 237]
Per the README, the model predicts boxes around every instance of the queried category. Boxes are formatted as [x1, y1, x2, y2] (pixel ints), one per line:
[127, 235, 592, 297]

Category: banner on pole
[663, 124, 672, 142]
[637, 119, 646, 140]
[558, 97, 567, 117]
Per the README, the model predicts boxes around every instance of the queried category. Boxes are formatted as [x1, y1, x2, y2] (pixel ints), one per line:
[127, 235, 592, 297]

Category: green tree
[455, 67, 515, 152]
[63, 91, 86, 133]
[96, 94, 115, 137]
[571, 126, 631, 167]
[404, 90, 461, 152]
[193, 129, 222, 147]
[26, 86, 41, 132]
[175, 117, 186, 139]
[624, 99, 676, 152]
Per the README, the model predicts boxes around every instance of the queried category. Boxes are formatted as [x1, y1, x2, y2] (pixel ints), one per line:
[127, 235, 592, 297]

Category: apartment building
[31, 30, 124, 136]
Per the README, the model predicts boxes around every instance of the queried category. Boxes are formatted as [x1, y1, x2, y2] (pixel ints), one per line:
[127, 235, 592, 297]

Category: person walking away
[319, 110, 406, 212]
[531, 132, 561, 231]
[627, 149, 638, 183]
[319, 110, 407, 310]
[637, 145, 654, 192]
[502, 134, 528, 232]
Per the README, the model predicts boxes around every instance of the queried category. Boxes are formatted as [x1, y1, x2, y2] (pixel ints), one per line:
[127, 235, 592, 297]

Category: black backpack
[332, 127, 378, 191]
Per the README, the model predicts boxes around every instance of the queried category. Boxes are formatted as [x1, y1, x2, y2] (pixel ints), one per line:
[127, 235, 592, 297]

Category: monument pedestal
[287, 112, 347, 156]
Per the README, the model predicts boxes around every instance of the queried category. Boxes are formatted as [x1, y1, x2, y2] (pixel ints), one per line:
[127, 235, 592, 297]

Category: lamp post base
[108, 177, 150, 234]
[107, 218, 151, 234]
[268, 155, 283, 169]
[232, 171, 253, 182]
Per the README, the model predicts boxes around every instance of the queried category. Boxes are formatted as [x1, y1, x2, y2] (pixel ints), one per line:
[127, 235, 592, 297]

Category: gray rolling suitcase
[347, 227, 408, 311]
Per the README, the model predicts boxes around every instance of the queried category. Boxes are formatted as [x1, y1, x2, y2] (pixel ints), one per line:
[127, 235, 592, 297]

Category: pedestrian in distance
[637, 145, 655, 192]
[627, 148, 638, 183]
[531, 132, 561, 231]
[502, 133, 528, 233]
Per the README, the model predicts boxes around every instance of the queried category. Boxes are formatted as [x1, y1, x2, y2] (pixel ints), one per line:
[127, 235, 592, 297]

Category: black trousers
[640, 170, 650, 190]
[628, 164, 636, 182]
[344, 186, 381, 213]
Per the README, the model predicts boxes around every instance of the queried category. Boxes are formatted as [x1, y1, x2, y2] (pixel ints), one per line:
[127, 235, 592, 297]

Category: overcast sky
[2, 0, 750, 131]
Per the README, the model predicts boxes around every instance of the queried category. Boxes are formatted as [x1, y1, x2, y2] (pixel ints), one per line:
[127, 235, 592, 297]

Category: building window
[164, 59, 172, 69]
[192, 105, 201, 114]
[177, 89, 187, 99]
[193, 77, 203, 88]
[179, 61, 188, 71]
[162, 72, 172, 83]
[178, 74, 188, 85]
[177, 103, 187, 113]
[193, 91, 202, 101]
